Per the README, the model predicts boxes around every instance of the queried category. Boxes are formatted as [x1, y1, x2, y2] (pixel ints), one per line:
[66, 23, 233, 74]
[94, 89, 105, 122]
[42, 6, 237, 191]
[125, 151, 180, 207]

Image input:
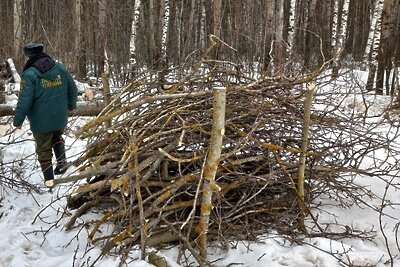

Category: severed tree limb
[146, 230, 179, 248]
[65, 199, 99, 231]
[70, 179, 113, 195]
[53, 162, 122, 186]
[161, 217, 209, 267]
[0, 101, 104, 117]
[101, 211, 175, 255]
[76, 91, 210, 138]
[88, 210, 114, 243]
[196, 87, 226, 259]
[148, 251, 172, 267]
[6, 58, 21, 84]
[297, 82, 315, 232]
[134, 133, 148, 260]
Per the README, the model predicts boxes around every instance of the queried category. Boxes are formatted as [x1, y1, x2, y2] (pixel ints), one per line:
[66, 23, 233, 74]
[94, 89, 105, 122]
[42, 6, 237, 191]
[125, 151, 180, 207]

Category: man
[13, 43, 78, 188]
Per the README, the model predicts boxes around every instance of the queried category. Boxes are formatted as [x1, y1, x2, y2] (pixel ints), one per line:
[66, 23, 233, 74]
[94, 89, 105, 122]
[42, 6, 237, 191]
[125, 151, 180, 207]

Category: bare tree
[98, 0, 107, 74]
[13, 0, 22, 60]
[344, 0, 372, 61]
[74, 0, 86, 78]
[375, 0, 399, 95]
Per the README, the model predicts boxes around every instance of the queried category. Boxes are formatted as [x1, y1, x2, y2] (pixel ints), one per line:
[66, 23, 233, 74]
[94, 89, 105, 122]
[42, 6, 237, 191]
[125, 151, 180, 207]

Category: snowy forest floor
[0, 70, 400, 267]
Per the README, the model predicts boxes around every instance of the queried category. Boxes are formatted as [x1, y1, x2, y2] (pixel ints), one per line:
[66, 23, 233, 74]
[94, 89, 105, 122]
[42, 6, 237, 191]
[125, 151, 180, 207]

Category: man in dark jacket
[13, 43, 78, 188]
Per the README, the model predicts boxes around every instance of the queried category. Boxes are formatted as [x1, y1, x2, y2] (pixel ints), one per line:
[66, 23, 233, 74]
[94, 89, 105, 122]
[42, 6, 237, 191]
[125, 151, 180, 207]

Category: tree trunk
[304, 0, 318, 69]
[212, 0, 222, 59]
[293, 0, 307, 63]
[74, 0, 84, 78]
[13, 0, 22, 59]
[331, 0, 346, 77]
[366, 63, 376, 91]
[195, 0, 204, 53]
[129, 0, 139, 79]
[274, 0, 286, 71]
[213, 0, 222, 39]
[365, 0, 384, 60]
[375, 0, 392, 95]
[148, 0, 155, 68]
[158, 0, 166, 68]
[263, 0, 275, 73]
[321, 0, 334, 61]
[166, 0, 177, 65]
[98, 0, 107, 75]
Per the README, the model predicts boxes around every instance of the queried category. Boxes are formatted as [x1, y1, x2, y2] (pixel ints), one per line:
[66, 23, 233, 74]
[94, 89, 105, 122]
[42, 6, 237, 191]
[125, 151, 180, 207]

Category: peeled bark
[298, 83, 315, 199]
[297, 82, 315, 231]
[196, 87, 226, 258]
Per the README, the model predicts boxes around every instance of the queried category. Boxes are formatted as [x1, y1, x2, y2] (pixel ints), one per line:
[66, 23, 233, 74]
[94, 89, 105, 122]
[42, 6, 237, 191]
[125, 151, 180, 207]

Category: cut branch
[0, 101, 104, 117]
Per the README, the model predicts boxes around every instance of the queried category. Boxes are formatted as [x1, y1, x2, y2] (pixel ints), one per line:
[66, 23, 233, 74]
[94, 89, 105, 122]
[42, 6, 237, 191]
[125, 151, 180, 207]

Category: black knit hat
[23, 43, 44, 57]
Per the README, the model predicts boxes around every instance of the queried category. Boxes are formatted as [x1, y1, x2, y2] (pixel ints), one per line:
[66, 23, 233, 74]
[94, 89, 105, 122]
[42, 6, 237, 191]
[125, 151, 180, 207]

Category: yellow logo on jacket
[41, 75, 62, 88]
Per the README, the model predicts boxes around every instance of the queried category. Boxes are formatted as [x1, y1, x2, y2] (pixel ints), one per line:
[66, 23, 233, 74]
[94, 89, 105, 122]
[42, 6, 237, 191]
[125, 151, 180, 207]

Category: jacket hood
[23, 53, 56, 78]
[33, 56, 55, 74]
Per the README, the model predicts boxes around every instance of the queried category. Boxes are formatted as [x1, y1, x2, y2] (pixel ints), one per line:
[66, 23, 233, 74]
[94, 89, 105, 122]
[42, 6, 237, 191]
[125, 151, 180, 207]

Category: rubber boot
[40, 161, 54, 188]
[53, 142, 67, 175]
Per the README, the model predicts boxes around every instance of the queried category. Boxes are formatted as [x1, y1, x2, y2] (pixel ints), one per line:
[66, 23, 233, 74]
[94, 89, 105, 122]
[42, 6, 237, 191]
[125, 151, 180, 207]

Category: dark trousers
[32, 129, 64, 162]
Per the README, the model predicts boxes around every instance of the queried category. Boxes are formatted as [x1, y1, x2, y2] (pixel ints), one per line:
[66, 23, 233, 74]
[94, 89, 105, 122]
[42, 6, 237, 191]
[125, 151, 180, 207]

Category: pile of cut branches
[60, 57, 397, 265]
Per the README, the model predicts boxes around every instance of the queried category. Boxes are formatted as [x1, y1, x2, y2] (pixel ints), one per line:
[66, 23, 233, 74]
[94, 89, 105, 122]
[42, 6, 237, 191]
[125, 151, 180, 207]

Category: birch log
[6, 59, 21, 84]
[196, 87, 226, 258]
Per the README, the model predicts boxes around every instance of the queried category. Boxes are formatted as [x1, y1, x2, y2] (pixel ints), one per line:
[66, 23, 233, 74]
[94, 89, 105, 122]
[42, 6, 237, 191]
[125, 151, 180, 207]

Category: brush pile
[61, 60, 393, 261]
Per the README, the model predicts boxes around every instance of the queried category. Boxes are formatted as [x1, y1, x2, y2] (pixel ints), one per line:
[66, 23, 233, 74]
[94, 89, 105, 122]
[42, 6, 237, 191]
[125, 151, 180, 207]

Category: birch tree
[365, 0, 384, 60]
[331, 0, 347, 76]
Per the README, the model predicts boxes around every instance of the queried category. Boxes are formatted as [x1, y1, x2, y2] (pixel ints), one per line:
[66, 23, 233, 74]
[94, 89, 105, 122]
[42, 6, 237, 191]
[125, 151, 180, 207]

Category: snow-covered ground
[1, 72, 400, 266]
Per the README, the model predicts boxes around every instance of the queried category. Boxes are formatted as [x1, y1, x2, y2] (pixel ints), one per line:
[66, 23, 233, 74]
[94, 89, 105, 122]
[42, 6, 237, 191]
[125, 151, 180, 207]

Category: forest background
[0, 0, 399, 95]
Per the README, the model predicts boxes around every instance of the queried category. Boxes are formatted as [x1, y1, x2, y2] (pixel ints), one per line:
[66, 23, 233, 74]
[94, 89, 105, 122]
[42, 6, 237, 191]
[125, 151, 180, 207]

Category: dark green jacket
[13, 59, 78, 133]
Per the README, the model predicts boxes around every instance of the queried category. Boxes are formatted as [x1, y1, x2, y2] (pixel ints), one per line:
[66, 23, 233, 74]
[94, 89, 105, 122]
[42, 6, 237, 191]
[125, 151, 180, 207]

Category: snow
[1, 72, 400, 267]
